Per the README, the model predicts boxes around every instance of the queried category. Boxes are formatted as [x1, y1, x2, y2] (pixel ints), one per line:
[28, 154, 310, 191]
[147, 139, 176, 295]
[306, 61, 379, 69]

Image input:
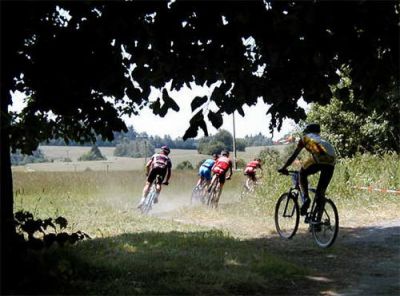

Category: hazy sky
[123, 83, 303, 140]
[11, 86, 304, 140]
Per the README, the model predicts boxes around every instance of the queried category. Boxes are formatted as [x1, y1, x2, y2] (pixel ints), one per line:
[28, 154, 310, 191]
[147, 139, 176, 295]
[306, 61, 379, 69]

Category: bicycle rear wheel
[311, 198, 339, 248]
[240, 183, 249, 200]
[140, 189, 156, 214]
[207, 184, 219, 208]
[246, 179, 255, 193]
[274, 193, 300, 239]
[240, 179, 254, 200]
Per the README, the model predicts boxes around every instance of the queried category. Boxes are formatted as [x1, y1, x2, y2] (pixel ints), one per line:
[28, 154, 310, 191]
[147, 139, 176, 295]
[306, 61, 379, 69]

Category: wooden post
[232, 112, 237, 170]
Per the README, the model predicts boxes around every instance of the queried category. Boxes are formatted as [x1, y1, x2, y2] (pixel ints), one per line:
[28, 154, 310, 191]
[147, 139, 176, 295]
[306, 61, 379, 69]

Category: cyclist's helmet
[221, 150, 229, 156]
[161, 145, 170, 155]
[303, 123, 320, 134]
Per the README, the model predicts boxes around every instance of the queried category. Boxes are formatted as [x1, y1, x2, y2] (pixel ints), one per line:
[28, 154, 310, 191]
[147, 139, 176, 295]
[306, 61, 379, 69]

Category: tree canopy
[3, 1, 398, 154]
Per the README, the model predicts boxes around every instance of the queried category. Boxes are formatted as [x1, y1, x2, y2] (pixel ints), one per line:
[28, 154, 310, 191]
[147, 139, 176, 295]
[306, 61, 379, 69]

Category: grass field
[10, 151, 400, 295]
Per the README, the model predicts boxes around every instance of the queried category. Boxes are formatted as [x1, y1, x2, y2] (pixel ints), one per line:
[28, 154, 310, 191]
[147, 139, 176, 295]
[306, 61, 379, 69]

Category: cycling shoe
[300, 198, 310, 216]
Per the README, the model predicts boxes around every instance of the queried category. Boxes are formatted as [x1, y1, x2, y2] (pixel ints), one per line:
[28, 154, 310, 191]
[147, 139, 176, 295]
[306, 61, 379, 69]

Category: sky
[122, 83, 304, 140]
[11, 85, 305, 141]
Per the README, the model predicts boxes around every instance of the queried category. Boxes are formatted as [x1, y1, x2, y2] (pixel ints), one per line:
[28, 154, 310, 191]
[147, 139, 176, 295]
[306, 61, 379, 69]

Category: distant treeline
[43, 126, 273, 150]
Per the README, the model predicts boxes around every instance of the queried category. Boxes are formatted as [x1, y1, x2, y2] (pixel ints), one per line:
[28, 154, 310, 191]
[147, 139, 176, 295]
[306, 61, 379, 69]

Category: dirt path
[154, 201, 400, 296]
[335, 220, 400, 296]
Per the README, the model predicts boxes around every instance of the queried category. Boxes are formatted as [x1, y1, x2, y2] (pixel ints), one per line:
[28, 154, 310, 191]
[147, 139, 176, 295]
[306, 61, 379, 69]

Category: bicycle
[240, 178, 255, 199]
[139, 175, 166, 214]
[240, 175, 263, 199]
[275, 170, 339, 248]
[206, 175, 230, 208]
[191, 179, 208, 205]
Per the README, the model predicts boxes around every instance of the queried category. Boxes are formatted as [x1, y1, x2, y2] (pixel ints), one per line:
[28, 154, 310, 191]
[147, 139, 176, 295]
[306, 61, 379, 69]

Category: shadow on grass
[6, 224, 400, 295]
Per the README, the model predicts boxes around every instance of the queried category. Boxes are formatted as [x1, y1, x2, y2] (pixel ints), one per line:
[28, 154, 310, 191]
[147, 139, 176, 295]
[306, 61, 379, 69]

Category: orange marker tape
[353, 186, 400, 194]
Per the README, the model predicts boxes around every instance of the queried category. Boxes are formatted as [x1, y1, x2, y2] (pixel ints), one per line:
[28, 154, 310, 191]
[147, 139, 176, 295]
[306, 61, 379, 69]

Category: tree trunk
[1, 81, 16, 293]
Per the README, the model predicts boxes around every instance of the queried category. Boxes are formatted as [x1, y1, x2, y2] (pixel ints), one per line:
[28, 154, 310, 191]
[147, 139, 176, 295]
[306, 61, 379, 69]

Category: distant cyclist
[244, 158, 263, 184]
[278, 123, 336, 216]
[196, 153, 219, 188]
[209, 150, 233, 203]
[137, 145, 172, 208]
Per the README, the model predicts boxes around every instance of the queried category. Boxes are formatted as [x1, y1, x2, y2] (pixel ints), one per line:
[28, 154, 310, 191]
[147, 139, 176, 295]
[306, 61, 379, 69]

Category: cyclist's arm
[281, 145, 303, 169]
[164, 167, 171, 183]
[163, 162, 172, 184]
[258, 166, 264, 177]
[227, 161, 233, 179]
[145, 158, 153, 175]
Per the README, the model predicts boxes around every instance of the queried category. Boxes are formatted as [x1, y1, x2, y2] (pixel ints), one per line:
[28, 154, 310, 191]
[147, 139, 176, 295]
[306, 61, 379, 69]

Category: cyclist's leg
[139, 171, 156, 207]
[215, 173, 226, 206]
[208, 174, 217, 192]
[250, 173, 257, 189]
[299, 162, 320, 215]
[197, 167, 206, 187]
[314, 164, 334, 221]
[202, 170, 212, 194]
[154, 169, 166, 203]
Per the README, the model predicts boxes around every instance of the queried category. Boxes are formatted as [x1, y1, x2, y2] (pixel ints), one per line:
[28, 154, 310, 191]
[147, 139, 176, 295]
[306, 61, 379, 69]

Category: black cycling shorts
[216, 172, 227, 184]
[147, 167, 166, 184]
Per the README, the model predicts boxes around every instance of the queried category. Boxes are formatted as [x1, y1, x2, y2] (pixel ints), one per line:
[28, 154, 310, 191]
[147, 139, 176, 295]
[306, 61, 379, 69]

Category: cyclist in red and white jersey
[137, 145, 172, 208]
[209, 150, 233, 201]
[244, 158, 263, 183]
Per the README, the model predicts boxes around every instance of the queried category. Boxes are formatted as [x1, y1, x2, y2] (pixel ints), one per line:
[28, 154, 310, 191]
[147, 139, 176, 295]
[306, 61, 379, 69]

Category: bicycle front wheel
[274, 193, 300, 239]
[246, 179, 255, 193]
[312, 198, 339, 248]
[191, 186, 201, 205]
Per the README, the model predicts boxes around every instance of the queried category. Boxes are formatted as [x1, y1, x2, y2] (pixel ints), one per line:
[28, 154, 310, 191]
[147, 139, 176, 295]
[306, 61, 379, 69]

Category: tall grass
[246, 152, 400, 227]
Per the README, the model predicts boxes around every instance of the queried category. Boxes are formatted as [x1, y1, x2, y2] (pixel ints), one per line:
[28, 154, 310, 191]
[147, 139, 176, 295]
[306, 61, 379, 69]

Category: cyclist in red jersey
[137, 145, 172, 208]
[209, 150, 233, 202]
[244, 158, 263, 183]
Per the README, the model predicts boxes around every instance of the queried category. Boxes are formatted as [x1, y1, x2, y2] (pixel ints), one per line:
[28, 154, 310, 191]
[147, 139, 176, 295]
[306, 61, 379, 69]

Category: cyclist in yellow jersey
[278, 123, 336, 216]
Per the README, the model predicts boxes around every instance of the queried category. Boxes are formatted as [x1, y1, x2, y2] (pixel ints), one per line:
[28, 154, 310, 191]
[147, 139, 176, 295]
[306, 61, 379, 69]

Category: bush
[235, 158, 246, 169]
[11, 149, 48, 166]
[176, 160, 194, 170]
[258, 147, 282, 167]
[198, 140, 227, 155]
[198, 129, 247, 154]
[78, 145, 106, 161]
